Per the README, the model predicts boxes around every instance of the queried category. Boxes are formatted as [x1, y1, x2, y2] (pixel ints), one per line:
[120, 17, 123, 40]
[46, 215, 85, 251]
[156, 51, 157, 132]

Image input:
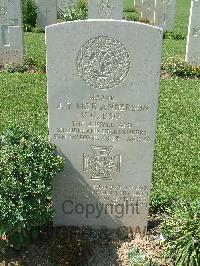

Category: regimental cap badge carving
[77, 36, 130, 90]
[83, 146, 121, 180]
[97, 0, 113, 16]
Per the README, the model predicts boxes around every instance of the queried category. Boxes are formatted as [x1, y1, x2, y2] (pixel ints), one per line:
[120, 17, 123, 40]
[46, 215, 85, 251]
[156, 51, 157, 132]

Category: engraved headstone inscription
[155, 0, 176, 31]
[57, 0, 77, 13]
[46, 20, 163, 231]
[88, 0, 123, 19]
[186, 1, 200, 66]
[36, 0, 57, 29]
[0, 0, 24, 64]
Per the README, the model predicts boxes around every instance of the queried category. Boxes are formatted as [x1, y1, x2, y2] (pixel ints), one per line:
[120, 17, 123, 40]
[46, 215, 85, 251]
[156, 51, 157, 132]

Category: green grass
[163, 39, 187, 58]
[1, 73, 199, 211]
[124, 0, 191, 35]
[0, 0, 199, 213]
[0, 2, 199, 265]
[124, 0, 191, 58]
[151, 78, 200, 211]
[162, 0, 191, 58]
[23, 0, 192, 62]
[124, 0, 133, 10]
[0, 73, 48, 136]
[25, 32, 46, 68]
[174, 0, 191, 36]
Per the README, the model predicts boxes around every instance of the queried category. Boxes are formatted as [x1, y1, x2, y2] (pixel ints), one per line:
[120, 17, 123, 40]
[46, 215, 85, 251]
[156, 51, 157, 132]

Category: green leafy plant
[128, 246, 159, 266]
[2, 64, 29, 73]
[0, 126, 64, 249]
[0, 237, 8, 256]
[123, 7, 139, 21]
[160, 200, 200, 266]
[31, 27, 45, 33]
[163, 31, 185, 40]
[124, 12, 139, 21]
[60, 0, 88, 21]
[24, 56, 46, 73]
[162, 56, 200, 78]
[22, 0, 37, 31]
[123, 8, 136, 13]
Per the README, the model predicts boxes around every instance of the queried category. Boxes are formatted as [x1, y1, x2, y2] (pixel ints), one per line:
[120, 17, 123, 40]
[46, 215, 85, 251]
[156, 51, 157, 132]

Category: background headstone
[88, 0, 123, 19]
[46, 20, 163, 231]
[134, 0, 143, 18]
[163, 0, 176, 30]
[0, 0, 22, 26]
[57, 0, 77, 12]
[141, 0, 155, 23]
[0, 0, 23, 64]
[155, 0, 176, 30]
[36, 0, 57, 29]
[186, 0, 200, 66]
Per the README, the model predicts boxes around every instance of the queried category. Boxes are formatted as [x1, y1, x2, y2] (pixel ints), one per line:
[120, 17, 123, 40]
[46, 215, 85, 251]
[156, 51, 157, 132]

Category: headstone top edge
[4, 25, 22, 29]
[46, 20, 163, 33]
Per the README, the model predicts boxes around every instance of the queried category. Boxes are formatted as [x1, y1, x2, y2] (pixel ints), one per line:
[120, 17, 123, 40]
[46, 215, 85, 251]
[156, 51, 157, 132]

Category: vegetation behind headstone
[59, 0, 88, 21]
[22, 0, 37, 31]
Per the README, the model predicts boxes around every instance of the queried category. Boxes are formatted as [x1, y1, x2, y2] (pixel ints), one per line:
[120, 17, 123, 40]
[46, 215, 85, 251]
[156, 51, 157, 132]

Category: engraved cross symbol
[83, 146, 121, 180]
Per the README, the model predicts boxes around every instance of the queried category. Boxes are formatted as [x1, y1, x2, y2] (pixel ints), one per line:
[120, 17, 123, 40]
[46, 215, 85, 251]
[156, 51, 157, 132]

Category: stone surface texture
[134, 0, 144, 18]
[88, 0, 123, 19]
[36, 0, 57, 29]
[46, 20, 163, 230]
[57, 0, 77, 12]
[141, 0, 155, 23]
[155, 0, 176, 30]
[0, 0, 23, 64]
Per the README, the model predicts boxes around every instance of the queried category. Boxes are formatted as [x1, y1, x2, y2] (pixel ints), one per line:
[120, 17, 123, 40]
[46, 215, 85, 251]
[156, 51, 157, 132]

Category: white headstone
[186, 1, 200, 66]
[36, 0, 57, 29]
[134, 0, 143, 18]
[0, 0, 23, 64]
[155, 0, 176, 30]
[88, 0, 123, 19]
[46, 20, 163, 232]
[164, 0, 176, 30]
[57, 0, 77, 12]
[141, 0, 155, 22]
